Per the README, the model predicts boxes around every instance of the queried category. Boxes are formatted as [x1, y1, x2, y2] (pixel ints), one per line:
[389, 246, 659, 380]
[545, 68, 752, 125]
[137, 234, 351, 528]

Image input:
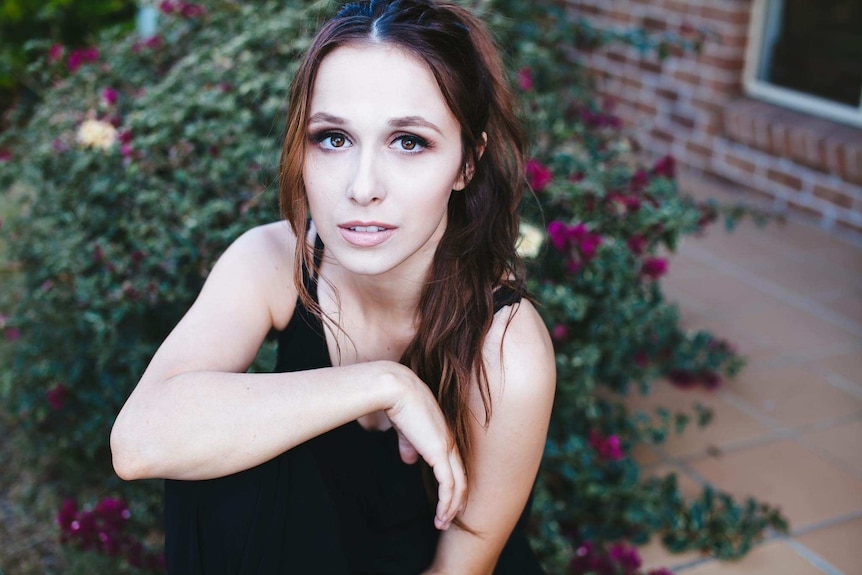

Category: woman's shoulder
[485, 296, 555, 393]
[213, 221, 300, 331]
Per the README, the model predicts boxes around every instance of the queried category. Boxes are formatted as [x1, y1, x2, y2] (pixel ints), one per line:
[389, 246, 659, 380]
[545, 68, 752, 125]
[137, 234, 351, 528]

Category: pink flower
[5, 327, 20, 342]
[627, 234, 647, 255]
[652, 154, 676, 178]
[589, 430, 625, 461]
[516, 67, 533, 91]
[159, 0, 177, 13]
[67, 47, 98, 72]
[46, 383, 68, 411]
[648, 569, 673, 575]
[547, 221, 569, 252]
[669, 369, 696, 389]
[608, 542, 642, 571]
[634, 350, 649, 368]
[551, 324, 569, 343]
[0, 149, 11, 162]
[641, 257, 668, 279]
[701, 370, 722, 389]
[102, 87, 118, 106]
[48, 43, 65, 63]
[526, 159, 553, 192]
[630, 168, 649, 192]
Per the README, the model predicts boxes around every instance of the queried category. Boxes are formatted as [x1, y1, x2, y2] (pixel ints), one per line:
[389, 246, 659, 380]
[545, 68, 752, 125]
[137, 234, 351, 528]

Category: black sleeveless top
[164, 238, 544, 574]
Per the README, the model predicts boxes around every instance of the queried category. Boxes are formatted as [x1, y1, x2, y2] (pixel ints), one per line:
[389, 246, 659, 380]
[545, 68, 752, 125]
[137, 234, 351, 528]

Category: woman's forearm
[110, 361, 401, 481]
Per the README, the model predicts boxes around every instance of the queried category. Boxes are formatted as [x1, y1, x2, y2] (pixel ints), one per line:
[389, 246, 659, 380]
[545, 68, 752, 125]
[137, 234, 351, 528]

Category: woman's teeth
[350, 226, 385, 232]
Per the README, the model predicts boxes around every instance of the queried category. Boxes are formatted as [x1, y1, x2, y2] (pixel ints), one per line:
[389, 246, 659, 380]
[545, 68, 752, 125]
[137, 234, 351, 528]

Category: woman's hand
[381, 363, 467, 531]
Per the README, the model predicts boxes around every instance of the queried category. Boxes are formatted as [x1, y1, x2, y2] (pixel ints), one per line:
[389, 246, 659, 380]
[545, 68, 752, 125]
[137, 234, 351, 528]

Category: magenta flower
[526, 159, 553, 192]
[652, 154, 676, 178]
[102, 87, 118, 106]
[67, 47, 98, 72]
[516, 67, 533, 91]
[634, 350, 649, 368]
[0, 149, 11, 162]
[48, 43, 65, 63]
[551, 324, 569, 343]
[629, 168, 649, 192]
[589, 430, 625, 461]
[5, 327, 20, 342]
[608, 542, 642, 571]
[46, 383, 68, 411]
[648, 569, 674, 575]
[547, 221, 569, 252]
[669, 369, 697, 389]
[627, 234, 647, 255]
[641, 257, 668, 279]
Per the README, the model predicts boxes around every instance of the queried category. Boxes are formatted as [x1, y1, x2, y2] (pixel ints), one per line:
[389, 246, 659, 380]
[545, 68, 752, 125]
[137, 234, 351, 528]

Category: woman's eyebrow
[388, 116, 443, 135]
[307, 112, 346, 125]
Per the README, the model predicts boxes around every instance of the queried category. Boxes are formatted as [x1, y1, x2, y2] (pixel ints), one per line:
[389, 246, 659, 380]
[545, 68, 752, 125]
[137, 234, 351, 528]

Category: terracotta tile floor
[630, 172, 862, 575]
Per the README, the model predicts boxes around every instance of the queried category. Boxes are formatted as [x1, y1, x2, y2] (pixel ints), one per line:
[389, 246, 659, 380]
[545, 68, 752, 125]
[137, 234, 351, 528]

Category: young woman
[110, 0, 555, 573]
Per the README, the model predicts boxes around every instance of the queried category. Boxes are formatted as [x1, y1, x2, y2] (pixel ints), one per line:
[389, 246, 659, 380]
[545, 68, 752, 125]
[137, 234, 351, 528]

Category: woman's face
[303, 42, 467, 280]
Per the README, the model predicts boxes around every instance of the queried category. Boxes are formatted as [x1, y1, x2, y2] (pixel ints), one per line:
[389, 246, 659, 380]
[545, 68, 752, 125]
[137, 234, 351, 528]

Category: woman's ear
[453, 131, 488, 191]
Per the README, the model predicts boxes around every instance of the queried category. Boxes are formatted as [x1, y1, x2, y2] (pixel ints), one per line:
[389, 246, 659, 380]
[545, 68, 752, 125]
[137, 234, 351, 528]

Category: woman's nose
[348, 148, 384, 205]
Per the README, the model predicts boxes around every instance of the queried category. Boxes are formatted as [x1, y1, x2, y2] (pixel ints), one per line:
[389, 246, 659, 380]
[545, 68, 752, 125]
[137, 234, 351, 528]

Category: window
[744, 0, 862, 127]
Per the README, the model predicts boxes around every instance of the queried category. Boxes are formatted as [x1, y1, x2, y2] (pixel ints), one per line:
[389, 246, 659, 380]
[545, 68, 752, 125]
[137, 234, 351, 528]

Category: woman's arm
[110, 223, 465, 528]
[423, 299, 556, 574]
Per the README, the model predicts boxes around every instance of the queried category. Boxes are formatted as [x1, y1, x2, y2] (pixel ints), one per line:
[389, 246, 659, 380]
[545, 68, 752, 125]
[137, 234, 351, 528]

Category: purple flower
[102, 87, 118, 106]
[516, 67, 533, 91]
[641, 257, 668, 279]
[48, 43, 65, 62]
[652, 154, 676, 178]
[526, 159, 553, 192]
[46, 383, 68, 411]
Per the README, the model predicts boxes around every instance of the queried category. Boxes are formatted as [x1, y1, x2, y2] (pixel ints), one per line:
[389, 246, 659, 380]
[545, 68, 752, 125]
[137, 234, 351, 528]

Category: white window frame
[744, 0, 862, 128]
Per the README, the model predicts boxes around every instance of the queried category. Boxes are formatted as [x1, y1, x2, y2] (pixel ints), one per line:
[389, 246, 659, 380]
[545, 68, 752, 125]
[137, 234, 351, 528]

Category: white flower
[76, 119, 118, 150]
[516, 222, 544, 259]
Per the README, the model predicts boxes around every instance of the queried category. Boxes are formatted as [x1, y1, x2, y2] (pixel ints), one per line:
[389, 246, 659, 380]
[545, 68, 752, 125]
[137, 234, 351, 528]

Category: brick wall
[567, 0, 862, 236]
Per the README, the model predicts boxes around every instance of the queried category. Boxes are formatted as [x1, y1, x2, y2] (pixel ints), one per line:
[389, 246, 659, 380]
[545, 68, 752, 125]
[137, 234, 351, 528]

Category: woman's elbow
[110, 420, 154, 481]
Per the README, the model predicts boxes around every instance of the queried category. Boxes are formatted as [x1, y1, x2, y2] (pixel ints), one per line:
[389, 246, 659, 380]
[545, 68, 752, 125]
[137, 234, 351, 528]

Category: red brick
[673, 70, 701, 87]
[639, 58, 663, 74]
[724, 151, 757, 175]
[767, 167, 803, 190]
[836, 219, 862, 236]
[814, 183, 854, 209]
[636, 101, 658, 116]
[643, 15, 667, 32]
[701, 5, 751, 25]
[607, 9, 632, 25]
[657, 87, 679, 102]
[621, 75, 642, 90]
[579, 4, 600, 16]
[665, 0, 690, 16]
[606, 49, 629, 65]
[698, 53, 746, 72]
[787, 197, 824, 219]
[686, 140, 713, 163]
[671, 112, 696, 129]
[650, 127, 675, 144]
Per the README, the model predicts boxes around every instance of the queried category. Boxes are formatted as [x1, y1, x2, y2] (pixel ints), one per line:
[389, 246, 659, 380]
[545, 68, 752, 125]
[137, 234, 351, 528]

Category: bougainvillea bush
[0, 0, 785, 573]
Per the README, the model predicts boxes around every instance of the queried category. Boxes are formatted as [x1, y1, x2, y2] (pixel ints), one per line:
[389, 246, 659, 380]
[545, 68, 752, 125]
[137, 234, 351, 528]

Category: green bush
[0, 0, 786, 573]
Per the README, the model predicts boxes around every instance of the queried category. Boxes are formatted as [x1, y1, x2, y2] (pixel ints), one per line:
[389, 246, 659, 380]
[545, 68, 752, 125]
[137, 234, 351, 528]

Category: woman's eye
[313, 132, 350, 150]
[394, 135, 427, 152]
[325, 134, 347, 148]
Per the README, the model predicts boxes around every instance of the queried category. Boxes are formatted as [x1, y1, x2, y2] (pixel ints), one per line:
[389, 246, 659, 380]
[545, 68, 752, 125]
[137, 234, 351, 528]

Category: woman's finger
[432, 452, 456, 530]
[447, 449, 467, 524]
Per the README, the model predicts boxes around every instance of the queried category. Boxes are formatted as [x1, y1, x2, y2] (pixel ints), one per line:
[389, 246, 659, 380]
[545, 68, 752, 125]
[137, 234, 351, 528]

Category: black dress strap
[493, 284, 523, 313]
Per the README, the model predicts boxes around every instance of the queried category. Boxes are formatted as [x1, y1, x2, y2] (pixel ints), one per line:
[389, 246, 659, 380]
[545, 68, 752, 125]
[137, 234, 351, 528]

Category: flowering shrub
[0, 0, 786, 573]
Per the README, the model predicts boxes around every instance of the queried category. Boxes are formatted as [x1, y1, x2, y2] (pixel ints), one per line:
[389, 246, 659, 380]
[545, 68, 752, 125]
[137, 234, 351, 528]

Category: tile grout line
[679, 243, 862, 338]
[783, 539, 845, 575]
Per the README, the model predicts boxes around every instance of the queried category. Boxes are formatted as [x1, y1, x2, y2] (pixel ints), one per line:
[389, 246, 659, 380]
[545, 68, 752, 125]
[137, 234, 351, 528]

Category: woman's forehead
[308, 42, 457, 129]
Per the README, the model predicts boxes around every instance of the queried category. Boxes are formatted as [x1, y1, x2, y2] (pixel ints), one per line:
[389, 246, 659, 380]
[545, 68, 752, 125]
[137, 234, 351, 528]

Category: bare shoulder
[480, 298, 556, 417]
[212, 221, 299, 330]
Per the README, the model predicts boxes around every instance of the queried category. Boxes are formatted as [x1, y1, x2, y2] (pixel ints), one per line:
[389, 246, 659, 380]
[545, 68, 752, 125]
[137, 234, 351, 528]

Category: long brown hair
[279, 0, 526, 484]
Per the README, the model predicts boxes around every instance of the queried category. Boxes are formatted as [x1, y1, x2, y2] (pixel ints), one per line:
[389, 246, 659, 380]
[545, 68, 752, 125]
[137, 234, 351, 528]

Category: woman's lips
[338, 223, 396, 247]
